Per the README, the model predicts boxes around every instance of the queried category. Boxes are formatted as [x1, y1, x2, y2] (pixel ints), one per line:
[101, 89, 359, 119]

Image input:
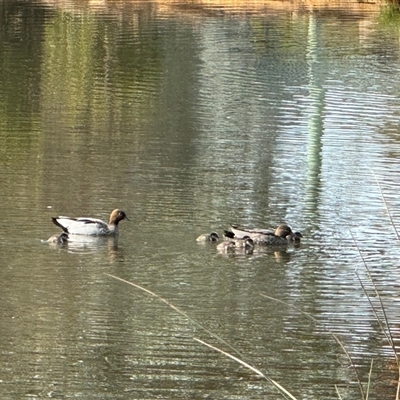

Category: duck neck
[107, 223, 119, 234]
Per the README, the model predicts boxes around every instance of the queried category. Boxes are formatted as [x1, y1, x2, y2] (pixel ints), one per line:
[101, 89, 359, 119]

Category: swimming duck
[234, 236, 255, 250]
[42, 232, 69, 245]
[223, 234, 254, 249]
[52, 209, 129, 236]
[196, 232, 220, 242]
[226, 224, 301, 245]
[289, 231, 303, 244]
[217, 241, 236, 252]
[217, 237, 254, 252]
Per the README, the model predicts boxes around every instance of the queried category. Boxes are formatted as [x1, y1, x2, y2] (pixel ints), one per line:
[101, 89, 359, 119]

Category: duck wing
[52, 216, 109, 235]
[230, 225, 273, 238]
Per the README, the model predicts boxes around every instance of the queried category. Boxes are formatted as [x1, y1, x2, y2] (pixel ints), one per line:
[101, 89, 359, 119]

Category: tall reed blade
[260, 293, 365, 399]
[106, 273, 300, 399]
[371, 169, 400, 240]
[193, 338, 299, 400]
[106, 273, 245, 360]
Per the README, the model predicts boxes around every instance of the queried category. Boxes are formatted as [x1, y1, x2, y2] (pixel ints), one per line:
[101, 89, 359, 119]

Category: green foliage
[379, 3, 400, 26]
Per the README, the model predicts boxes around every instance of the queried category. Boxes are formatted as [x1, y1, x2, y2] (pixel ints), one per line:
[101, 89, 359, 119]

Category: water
[0, 0, 400, 398]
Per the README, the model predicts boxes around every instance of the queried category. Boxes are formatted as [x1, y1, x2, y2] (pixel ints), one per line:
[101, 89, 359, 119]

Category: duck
[217, 237, 254, 252]
[289, 231, 303, 244]
[52, 209, 129, 236]
[196, 232, 220, 242]
[223, 234, 254, 249]
[217, 241, 236, 252]
[42, 232, 69, 245]
[225, 224, 301, 246]
[234, 236, 255, 250]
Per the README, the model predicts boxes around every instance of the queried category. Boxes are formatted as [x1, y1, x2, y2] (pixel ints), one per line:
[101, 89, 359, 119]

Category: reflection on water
[64, 234, 119, 254]
[1, 0, 400, 398]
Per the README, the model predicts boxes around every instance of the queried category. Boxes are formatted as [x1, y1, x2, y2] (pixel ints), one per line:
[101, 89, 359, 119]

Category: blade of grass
[365, 359, 373, 400]
[193, 337, 299, 400]
[351, 232, 398, 365]
[106, 273, 246, 360]
[355, 271, 395, 357]
[107, 273, 300, 399]
[351, 231, 400, 400]
[371, 169, 400, 240]
[260, 293, 365, 400]
[335, 384, 343, 399]
[372, 172, 400, 400]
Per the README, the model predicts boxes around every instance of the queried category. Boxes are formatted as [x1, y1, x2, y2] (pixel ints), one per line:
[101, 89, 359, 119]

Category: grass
[108, 268, 398, 399]
[107, 273, 299, 399]
[379, 2, 400, 26]
[106, 179, 400, 399]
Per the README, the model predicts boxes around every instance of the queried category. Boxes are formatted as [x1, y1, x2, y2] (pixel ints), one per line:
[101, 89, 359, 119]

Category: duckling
[42, 232, 69, 245]
[196, 232, 220, 242]
[235, 237, 255, 250]
[223, 233, 254, 249]
[217, 237, 254, 253]
[217, 241, 236, 252]
[289, 232, 303, 244]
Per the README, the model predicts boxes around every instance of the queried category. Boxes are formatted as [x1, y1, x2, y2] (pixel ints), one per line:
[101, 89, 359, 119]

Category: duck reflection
[43, 233, 123, 262]
[67, 234, 118, 252]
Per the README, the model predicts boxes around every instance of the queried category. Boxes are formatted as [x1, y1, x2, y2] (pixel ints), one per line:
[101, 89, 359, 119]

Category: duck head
[291, 232, 303, 243]
[244, 238, 254, 249]
[274, 225, 293, 238]
[109, 209, 129, 225]
[209, 232, 219, 242]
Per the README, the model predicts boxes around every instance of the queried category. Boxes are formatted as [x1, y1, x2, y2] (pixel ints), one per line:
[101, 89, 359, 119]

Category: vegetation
[106, 178, 400, 399]
[107, 244, 400, 400]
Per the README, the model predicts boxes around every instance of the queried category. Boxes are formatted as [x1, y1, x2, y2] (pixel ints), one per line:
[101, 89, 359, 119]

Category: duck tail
[223, 230, 235, 239]
[51, 217, 69, 234]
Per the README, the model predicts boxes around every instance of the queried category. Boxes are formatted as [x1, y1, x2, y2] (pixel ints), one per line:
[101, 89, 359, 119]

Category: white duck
[52, 209, 129, 236]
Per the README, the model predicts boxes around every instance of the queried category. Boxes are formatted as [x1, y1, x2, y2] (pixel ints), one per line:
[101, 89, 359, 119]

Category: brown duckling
[42, 232, 69, 245]
[196, 232, 220, 242]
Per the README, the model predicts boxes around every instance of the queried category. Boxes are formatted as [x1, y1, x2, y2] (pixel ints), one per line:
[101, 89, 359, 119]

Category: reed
[373, 173, 400, 241]
[352, 237, 399, 400]
[106, 273, 299, 399]
[193, 338, 298, 400]
[107, 177, 400, 399]
[351, 172, 400, 399]
[260, 293, 365, 399]
[107, 265, 396, 399]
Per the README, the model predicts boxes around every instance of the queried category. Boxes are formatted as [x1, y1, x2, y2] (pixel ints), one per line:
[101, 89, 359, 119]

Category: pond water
[1, 0, 400, 398]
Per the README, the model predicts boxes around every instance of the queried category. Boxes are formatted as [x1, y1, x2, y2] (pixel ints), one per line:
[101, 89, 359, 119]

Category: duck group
[226, 224, 302, 245]
[197, 223, 302, 254]
[43, 207, 302, 255]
